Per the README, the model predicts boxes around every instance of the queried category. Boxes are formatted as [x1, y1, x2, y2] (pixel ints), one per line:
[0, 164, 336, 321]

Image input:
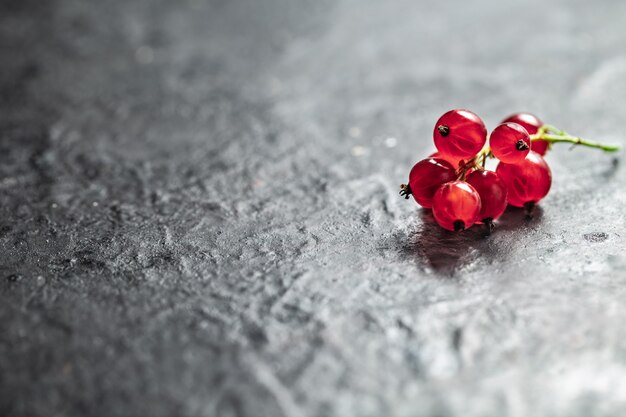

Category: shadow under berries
[495, 204, 544, 232]
[397, 210, 492, 276]
[395, 207, 546, 276]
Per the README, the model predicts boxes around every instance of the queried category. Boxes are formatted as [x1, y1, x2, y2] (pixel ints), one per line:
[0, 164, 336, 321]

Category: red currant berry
[401, 158, 457, 208]
[502, 112, 549, 155]
[432, 181, 481, 231]
[466, 170, 508, 223]
[501, 112, 542, 134]
[429, 151, 461, 167]
[531, 140, 549, 156]
[489, 122, 531, 164]
[496, 151, 552, 208]
[433, 109, 487, 162]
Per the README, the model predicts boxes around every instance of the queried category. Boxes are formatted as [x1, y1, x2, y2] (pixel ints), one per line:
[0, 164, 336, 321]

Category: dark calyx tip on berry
[483, 218, 494, 234]
[453, 220, 465, 232]
[524, 201, 535, 219]
[399, 183, 412, 199]
[437, 124, 450, 137]
[515, 140, 530, 151]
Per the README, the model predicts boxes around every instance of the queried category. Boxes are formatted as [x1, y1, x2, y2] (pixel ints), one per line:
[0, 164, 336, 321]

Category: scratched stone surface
[2, 0, 626, 416]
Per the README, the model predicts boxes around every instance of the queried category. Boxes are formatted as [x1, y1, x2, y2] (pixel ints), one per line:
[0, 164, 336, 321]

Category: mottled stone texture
[1, 0, 626, 416]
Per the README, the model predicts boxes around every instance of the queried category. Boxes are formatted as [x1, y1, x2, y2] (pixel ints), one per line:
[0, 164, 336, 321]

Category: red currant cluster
[401, 109, 619, 232]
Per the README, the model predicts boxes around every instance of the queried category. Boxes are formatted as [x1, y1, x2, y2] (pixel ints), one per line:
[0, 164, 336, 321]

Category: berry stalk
[454, 146, 491, 180]
[531, 126, 620, 153]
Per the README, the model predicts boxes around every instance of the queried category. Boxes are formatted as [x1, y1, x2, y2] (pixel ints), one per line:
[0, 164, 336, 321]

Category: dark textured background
[2, 0, 626, 416]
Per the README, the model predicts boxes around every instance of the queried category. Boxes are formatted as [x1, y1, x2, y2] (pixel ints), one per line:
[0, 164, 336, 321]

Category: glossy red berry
[432, 181, 481, 231]
[531, 140, 550, 156]
[502, 112, 549, 156]
[466, 170, 508, 223]
[429, 151, 461, 167]
[433, 109, 487, 162]
[489, 122, 531, 164]
[496, 151, 552, 208]
[403, 157, 457, 208]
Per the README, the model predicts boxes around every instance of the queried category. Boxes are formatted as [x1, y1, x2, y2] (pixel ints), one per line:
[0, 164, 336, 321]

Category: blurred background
[2, 0, 626, 416]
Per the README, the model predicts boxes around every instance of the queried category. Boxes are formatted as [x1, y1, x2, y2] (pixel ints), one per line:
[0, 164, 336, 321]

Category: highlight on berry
[400, 109, 620, 233]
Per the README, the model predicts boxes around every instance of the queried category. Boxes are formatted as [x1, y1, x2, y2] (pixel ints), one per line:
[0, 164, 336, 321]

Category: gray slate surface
[2, 0, 626, 416]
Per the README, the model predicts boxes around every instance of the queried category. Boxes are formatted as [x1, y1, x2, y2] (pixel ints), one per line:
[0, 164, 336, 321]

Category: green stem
[455, 127, 619, 182]
[541, 124, 566, 135]
[455, 145, 490, 179]
[530, 132, 620, 153]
